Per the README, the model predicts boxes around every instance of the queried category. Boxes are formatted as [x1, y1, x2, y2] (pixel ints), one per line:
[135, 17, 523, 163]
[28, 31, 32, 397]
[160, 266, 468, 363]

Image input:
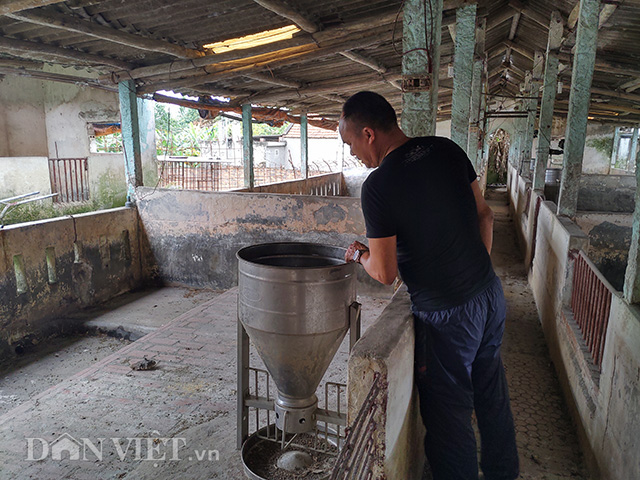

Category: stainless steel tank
[237, 242, 356, 434]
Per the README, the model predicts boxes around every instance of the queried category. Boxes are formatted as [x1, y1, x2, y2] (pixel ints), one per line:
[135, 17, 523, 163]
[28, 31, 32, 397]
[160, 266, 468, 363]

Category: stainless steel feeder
[236, 242, 358, 439]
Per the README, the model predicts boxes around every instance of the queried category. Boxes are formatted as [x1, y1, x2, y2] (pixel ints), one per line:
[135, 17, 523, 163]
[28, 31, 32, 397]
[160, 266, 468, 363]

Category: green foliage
[587, 136, 613, 160]
[1, 197, 126, 227]
[253, 122, 289, 136]
[94, 132, 123, 153]
[154, 102, 289, 156]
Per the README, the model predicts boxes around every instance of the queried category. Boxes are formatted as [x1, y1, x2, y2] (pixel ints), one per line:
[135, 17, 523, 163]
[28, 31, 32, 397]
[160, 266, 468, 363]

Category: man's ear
[362, 127, 376, 145]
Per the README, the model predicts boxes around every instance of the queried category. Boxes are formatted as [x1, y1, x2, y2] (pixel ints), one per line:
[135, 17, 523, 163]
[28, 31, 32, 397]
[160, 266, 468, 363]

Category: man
[341, 91, 519, 480]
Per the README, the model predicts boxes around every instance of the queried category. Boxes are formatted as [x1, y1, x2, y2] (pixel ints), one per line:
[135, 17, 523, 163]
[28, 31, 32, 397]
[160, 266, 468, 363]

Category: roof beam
[0, 0, 65, 15]
[137, 25, 394, 93]
[340, 50, 386, 74]
[107, 11, 400, 83]
[251, 0, 319, 33]
[620, 77, 640, 93]
[7, 10, 203, 58]
[508, 11, 521, 41]
[503, 39, 534, 61]
[0, 65, 117, 92]
[486, 8, 515, 30]
[508, 0, 554, 30]
[243, 69, 403, 105]
[0, 35, 131, 70]
[244, 72, 302, 89]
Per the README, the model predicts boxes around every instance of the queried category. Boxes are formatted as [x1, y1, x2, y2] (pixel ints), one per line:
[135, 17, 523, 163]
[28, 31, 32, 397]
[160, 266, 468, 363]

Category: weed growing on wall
[1, 198, 126, 227]
[587, 136, 613, 160]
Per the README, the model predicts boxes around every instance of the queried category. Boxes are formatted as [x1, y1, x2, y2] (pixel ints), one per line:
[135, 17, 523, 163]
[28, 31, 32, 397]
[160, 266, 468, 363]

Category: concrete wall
[545, 174, 636, 213]
[583, 124, 614, 175]
[135, 186, 392, 296]
[575, 213, 633, 291]
[238, 172, 345, 196]
[0, 75, 48, 157]
[1, 66, 157, 205]
[0, 157, 52, 199]
[508, 164, 640, 479]
[0, 207, 144, 357]
[348, 286, 425, 479]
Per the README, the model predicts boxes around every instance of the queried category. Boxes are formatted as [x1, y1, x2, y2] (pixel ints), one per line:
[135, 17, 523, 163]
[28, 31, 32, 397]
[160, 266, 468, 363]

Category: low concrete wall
[0, 207, 143, 356]
[575, 213, 632, 291]
[508, 166, 640, 479]
[135, 186, 392, 296]
[507, 165, 532, 256]
[348, 286, 425, 479]
[545, 174, 636, 213]
[238, 172, 346, 196]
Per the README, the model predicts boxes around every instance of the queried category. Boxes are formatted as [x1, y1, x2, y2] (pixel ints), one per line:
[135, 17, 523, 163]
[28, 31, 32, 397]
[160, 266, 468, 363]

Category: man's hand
[345, 240, 369, 263]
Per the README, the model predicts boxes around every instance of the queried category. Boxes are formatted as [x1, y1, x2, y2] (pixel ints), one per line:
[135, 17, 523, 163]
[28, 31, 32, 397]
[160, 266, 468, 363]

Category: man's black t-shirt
[361, 136, 495, 311]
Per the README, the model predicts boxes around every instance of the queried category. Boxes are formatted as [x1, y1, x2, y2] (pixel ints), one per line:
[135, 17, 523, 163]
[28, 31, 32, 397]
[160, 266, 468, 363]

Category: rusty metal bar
[570, 251, 615, 370]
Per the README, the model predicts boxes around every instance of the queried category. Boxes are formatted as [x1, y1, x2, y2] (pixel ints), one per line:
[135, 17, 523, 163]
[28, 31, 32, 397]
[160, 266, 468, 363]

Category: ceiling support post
[533, 12, 564, 191]
[451, 3, 477, 152]
[557, 0, 600, 218]
[401, 0, 443, 137]
[118, 80, 143, 206]
[242, 104, 254, 190]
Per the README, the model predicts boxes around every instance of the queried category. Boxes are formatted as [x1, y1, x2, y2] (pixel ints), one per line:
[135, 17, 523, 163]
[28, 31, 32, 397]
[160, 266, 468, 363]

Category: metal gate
[48, 158, 89, 203]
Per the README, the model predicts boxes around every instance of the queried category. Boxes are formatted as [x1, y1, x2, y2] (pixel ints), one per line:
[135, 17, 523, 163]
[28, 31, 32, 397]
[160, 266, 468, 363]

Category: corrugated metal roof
[0, 0, 638, 124]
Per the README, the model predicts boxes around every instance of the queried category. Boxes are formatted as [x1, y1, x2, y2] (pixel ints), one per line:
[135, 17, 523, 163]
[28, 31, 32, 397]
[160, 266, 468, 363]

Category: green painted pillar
[521, 52, 544, 178]
[242, 104, 254, 189]
[629, 127, 639, 170]
[557, 0, 600, 217]
[624, 139, 640, 303]
[468, 58, 483, 169]
[301, 113, 309, 179]
[451, 4, 477, 152]
[611, 127, 621, 169]
[402, 0, 443, 137]
[118, 80, 143, 205]
[533, 11, 563, 191]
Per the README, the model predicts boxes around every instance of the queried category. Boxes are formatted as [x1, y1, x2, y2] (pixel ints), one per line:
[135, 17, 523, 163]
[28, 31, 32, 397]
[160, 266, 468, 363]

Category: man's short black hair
[342, 91, 398, 132]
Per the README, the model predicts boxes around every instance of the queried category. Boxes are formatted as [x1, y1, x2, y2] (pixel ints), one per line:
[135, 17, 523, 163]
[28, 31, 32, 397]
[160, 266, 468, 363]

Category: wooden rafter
[245, 72, 302, 89]
[7, 10, 204, 59]
[137, 25, 394, 94]
[0, 35, 132, 70]
[251, 0, 319, 33]
[0, 0, 65, 15]
[508, 12, 521, 41]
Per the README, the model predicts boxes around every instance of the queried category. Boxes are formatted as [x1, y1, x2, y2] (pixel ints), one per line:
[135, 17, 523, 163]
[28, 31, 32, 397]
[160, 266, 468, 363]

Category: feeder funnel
[237, 242, 356, 434]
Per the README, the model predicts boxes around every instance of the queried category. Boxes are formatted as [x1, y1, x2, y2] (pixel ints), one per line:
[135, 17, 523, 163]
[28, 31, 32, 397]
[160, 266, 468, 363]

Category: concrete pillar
[118, 80, 143, 205]
[624, 143, 640, 303]
[557, 0, 600, 217]
[451, 3, 477, 152]
[520, 52, 544, 178]
[301, 113, 309, 179]
[401, 0, 443, 137]
[611, 127, 621, 168]
[242, 104, 254, 189]
[533, 11, 564, 191]
[629, 127, 639, 169]
[468, 59, 483, 169]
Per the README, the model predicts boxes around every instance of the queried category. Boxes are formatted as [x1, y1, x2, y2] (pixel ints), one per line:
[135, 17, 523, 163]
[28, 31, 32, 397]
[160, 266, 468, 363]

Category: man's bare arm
[471, 179, 494, 254]
[345, 236, 397, 285]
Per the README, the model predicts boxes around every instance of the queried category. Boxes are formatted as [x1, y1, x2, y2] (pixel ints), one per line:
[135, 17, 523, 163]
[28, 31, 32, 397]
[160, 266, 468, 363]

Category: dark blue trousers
[413, 276, 519, 480]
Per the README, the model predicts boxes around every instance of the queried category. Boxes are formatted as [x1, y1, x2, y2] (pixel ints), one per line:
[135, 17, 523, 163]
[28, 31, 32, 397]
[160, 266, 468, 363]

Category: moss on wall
[587, 136, 613, 159]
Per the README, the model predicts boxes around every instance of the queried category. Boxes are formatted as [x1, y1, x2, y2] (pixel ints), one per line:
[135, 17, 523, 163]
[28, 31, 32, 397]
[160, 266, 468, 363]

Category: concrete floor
[0, 188, 588, 480]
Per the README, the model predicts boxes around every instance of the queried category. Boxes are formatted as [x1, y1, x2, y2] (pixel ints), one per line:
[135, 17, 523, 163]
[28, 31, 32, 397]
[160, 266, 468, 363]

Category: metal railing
[157, 159, 333, 192]
[48, 157, 89, 202]
[570, 250, 614, 368]
[329, 372, 386, 480]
